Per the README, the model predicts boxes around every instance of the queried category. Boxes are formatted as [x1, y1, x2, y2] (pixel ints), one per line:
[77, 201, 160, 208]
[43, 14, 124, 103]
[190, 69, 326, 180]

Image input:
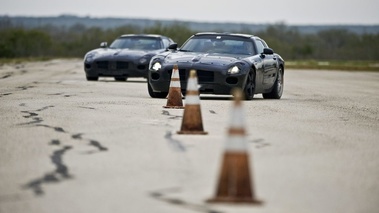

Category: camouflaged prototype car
[84, 34, 174, 81]
[148, 32, 284, 100]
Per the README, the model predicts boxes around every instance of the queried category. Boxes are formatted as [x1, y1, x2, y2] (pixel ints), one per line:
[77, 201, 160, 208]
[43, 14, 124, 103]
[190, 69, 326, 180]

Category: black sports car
[84, 34, 175, 81]
[148, 32, 284, 100]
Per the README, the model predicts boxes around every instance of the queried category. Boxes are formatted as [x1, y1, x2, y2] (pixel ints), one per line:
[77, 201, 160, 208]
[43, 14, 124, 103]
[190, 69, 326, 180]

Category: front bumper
[84, 60, 149, 78]
[149, 63, 248, 95]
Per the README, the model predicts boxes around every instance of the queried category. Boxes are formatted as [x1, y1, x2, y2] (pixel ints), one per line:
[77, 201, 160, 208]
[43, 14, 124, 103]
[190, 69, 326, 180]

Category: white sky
[1, 0, 378, 25]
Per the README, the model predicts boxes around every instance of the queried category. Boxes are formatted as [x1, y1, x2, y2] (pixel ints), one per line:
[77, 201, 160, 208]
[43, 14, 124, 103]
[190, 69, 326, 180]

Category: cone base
[206, 197, 263, 205]
[177, 130, 208, 135]
[163, 106, 185, 109]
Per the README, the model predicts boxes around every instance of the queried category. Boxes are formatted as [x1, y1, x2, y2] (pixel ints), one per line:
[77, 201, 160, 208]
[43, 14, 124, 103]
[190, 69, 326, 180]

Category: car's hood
[164, 52, 244, 66]
[85, 48, 161, 60]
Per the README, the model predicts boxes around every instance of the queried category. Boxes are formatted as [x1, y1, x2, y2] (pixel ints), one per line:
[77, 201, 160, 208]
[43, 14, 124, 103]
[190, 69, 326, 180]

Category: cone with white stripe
[177, 70, 207, 135]
[207, 88, 261, 204]
[163, 65, 184, 109]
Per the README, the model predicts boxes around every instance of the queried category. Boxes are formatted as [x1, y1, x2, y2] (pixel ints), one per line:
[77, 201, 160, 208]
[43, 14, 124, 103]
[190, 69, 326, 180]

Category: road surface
[0, 59, 378, 213]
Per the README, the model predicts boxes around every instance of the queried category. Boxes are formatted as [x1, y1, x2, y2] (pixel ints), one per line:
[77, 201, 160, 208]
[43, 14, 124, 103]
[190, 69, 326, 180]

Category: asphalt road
[0, 59, 378, 213]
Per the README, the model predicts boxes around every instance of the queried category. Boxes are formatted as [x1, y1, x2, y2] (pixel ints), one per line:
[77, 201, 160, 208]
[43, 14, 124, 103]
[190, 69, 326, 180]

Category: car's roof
[119, 34, 166, 38]
[194, 32, 256, 39]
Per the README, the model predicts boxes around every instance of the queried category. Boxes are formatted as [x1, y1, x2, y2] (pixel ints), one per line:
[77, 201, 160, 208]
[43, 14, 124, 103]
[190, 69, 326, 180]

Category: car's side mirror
[260, 47, 274, 58]
[168, 43, 178, 50]
[100, 42, 108, 48]
[263, 47, 274, 55]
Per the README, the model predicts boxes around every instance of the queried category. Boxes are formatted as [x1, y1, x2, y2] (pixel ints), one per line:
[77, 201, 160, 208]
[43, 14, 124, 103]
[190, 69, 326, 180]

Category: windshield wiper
[179, 49, 192, 52]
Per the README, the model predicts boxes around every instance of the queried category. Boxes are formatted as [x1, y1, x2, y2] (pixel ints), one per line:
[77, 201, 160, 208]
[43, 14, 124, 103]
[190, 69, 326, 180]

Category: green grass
[286, 60, 379, 71]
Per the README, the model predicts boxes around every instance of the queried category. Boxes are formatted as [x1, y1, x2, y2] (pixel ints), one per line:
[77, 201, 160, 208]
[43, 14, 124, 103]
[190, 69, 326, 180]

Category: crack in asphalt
[150, 188, 223, 213]
[47, 92, 64, 96]
[250, 138, 271, 149]
[36, 124, 66, 133]
[72, 134, 108, 153]
[19, 105, 109, 195]
[16, 85, 34, 91]
[89, 140, 108, 151]
[51, 146, 72, 178]
[21, 111, 38, 118]
[209, 110, 217, 114]
[72, 133, 84, 140]
[0, 93, 12, 98]
[49, 139, 61, 145]
[35, 105, 54, 112]
[22, 117, 44, 125]
[0, 74, 12, 79]
[165, 131, 186, 152]
[162, 110, 182, 120]
[78, 106, 96, 110]
[46, 93, 76, 98]
[23, 146, 73, 196]
[18, 111, 44, 125]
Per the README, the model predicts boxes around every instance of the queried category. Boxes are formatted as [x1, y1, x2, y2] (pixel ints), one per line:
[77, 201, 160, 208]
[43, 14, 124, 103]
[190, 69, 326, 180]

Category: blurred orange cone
[207, 88, 261, 204]
[177, 70, 208, 135]
[163, 65, 184, 109]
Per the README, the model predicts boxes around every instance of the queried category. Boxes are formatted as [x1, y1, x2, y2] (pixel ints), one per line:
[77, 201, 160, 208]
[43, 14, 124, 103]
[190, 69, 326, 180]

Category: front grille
[96, 61, 109, 69]
[116, 62, 128, 69]
[137, 65, 146, 70]
[197, 70, 214, 83]
[178, 69, 187, 81]
[167, 69, 187, 82]
[96, 61, 129, 70]
[168, 69, 215, 83]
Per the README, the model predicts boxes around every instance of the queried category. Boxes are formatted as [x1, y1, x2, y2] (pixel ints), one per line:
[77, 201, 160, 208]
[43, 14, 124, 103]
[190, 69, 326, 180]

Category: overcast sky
[1, 0, 378, 25]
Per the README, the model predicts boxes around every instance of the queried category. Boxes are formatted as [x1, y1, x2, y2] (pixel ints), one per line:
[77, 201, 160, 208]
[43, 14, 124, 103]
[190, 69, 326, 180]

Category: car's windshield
[109, 37, 162, 50]
[180, 35, 256, 55]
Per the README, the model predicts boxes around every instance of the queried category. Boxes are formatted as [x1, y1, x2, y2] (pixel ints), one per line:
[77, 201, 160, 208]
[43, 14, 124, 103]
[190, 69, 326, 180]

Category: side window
[261, 39, 269, 48]
[162, 38, 170, 48]
[255, 40, 265, 54]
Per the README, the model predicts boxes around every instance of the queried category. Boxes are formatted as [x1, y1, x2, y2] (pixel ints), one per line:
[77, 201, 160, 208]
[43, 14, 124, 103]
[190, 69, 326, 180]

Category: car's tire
[243, 70, 255, 100]
[147, 81, 168, 98]
[86, 76, 98, 81]
[114, 77, 127, 81]
[263, 66, 284, 99]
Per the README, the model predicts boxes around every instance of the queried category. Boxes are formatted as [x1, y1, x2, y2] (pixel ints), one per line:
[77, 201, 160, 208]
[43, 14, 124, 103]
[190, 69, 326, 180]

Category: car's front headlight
[85, 53, 96, 62]
[151, 62, 162, 71]
[228, 65, 240, 74]
[139, 58, 148, 64]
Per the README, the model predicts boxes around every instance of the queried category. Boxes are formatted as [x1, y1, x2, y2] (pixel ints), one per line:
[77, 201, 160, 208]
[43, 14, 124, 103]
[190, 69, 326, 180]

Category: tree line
[0, 23, 378, 60]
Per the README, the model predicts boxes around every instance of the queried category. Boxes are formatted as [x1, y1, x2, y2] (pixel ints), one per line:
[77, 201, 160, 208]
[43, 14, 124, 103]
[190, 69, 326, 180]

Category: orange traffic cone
[207, 88, 261, 204]
[177, 70, 208, 135]
[163, 65, 184, 109]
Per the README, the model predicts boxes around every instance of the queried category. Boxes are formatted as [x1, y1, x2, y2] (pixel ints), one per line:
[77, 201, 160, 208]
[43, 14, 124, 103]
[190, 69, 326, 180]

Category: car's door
[255, 39, 277, 90]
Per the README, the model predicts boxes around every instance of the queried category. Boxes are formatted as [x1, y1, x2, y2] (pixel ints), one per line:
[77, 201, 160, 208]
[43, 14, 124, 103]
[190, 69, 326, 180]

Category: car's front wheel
[86, 76, 98, 81]
[148, 81, 168, 98]
[243, 71, 255, 100]
[263, 67, 283, 99]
